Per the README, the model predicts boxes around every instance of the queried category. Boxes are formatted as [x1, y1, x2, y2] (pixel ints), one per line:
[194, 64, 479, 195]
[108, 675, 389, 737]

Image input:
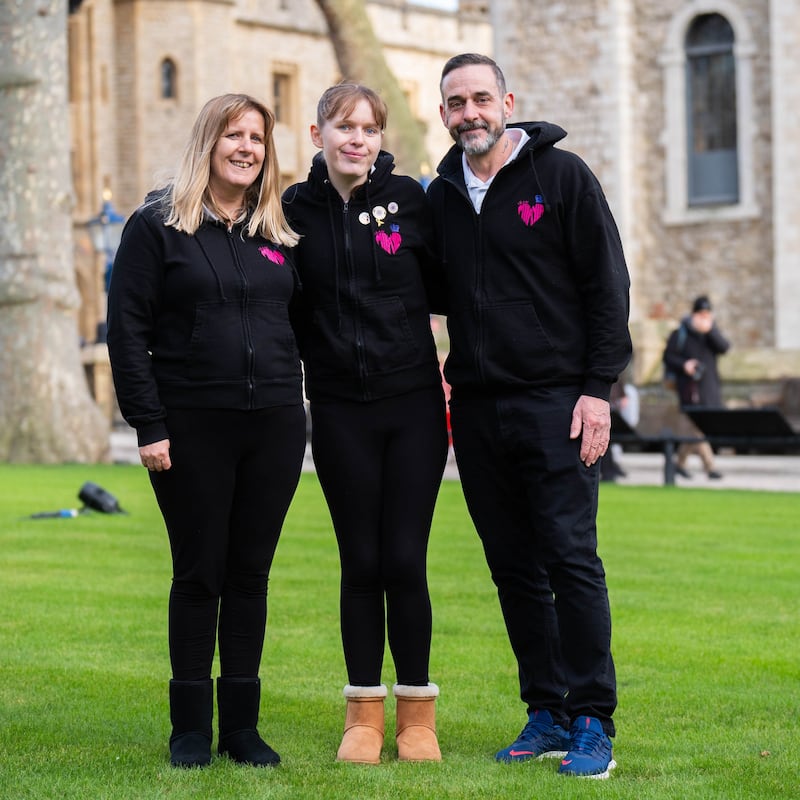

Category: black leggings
[311, 387, 448, 686]
[149, 405, 306, 681]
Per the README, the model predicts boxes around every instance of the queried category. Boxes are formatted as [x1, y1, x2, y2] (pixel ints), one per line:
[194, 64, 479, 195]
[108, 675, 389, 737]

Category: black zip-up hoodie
[282, 151, 442, 403]
[106, 190, 303, 446]
[428, 122, 632, 401]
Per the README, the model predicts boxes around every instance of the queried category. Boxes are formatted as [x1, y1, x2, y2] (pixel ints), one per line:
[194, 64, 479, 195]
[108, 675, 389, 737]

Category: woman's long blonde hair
[165, 93, 299, 246]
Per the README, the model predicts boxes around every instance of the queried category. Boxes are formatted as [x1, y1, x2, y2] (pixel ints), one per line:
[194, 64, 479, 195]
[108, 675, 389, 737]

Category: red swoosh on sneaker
[561, 759, 573, 765]
[509, 750, 534, 757]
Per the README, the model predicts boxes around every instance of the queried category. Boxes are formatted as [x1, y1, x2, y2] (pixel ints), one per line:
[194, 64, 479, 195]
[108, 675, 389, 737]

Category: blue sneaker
[495, 710, 570, 762]
[558, 716, 616, 779]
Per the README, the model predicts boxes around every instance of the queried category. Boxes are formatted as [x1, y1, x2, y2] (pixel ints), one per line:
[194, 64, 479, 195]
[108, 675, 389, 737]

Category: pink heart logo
[517, 200, 545, 227]
[259, 246, 285, 265]
[375, 224, 402, 254]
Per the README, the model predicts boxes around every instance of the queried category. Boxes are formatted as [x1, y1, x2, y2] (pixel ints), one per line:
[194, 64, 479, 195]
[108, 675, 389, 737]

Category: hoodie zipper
[341, 200, 371, 400]
[474, 213, 487, 384]
[444, 173, 488, 384]
[227, 227, 256, 407]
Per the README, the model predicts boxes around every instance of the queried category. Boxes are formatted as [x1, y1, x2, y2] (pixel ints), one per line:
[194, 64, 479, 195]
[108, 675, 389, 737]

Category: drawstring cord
[322, 174, 385, 332]
[194, 230, 228, 299]
[363, 178, 382, 283]
[528, 149, 550, 211]
[324, 187, 344, 333]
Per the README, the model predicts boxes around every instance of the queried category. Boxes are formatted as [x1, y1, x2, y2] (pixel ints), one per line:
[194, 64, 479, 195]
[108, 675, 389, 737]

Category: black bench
[610, 411, 703, 485]
[686, 407, 800, 454]
[610, 407, 800, 485]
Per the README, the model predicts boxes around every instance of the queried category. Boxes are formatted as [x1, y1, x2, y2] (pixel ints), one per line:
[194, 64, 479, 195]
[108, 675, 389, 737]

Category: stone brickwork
[770, 0, 800, 348]
[492, 0, 799, 386]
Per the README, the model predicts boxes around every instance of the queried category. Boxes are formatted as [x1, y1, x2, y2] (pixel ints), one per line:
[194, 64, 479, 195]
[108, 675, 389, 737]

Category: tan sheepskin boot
[336, 684, 387, 764]
[393, 683, 442, 762]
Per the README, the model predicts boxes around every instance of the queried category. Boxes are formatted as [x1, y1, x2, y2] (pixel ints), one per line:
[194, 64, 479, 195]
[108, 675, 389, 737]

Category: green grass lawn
[1, 463, 798, 799]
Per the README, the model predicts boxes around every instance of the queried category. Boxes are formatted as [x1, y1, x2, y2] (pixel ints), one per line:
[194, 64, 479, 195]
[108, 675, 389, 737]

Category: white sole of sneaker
[574, 758, 617, 779]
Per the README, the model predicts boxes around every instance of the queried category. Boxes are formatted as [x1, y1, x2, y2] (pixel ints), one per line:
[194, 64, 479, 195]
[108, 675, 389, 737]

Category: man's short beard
[452, 121, 505, 156]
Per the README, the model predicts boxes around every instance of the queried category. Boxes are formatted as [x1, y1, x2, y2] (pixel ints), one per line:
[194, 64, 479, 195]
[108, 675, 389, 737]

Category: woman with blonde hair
[107, 93, 305, 768]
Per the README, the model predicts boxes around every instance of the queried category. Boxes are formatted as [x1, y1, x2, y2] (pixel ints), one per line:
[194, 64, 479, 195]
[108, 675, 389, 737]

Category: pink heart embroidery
[259, 246, 285, 265]
[375, 225, 402, 254]
[517, 200, 545, 227]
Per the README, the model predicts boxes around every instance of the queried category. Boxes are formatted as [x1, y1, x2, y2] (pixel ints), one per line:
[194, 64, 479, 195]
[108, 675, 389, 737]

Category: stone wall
[770, 0, 800, 348]
[492, 0, 799, 389]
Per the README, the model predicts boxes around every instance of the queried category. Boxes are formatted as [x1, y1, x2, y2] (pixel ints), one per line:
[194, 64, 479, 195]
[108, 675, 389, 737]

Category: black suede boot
[217, 677, 280, 766]
[168, 679, 213, 768]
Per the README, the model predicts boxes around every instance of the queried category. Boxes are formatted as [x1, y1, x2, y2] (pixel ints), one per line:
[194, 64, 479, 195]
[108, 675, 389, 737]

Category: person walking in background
[602, 362, 640, 481]
[107, 94, 306, 768]
[282, 84, 448, 765]
[663, 295, 731, 479]
[428, 53, 631, 779]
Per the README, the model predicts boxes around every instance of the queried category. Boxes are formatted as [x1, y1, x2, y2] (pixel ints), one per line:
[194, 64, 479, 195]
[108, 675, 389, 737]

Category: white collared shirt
[462, 129, 530, 213]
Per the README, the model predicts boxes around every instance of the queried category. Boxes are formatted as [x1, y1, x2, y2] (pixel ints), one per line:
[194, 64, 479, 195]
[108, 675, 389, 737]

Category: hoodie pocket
[359, 297, 418, 372]
[185, 299, 297, 381]
[248, 300, 301, 379]
[309, 297, 419, 376]
[187, 300, 249, 378]
[479, 302, 558, 382]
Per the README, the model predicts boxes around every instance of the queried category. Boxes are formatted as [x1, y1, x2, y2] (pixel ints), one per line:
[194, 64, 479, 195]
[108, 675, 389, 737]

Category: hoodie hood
[305, 149, 397, 198]
[436, 121, 567, 179]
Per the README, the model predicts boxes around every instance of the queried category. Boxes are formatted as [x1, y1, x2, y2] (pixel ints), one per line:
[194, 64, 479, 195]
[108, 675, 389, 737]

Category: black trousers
[450, 386, 617, 735]
[311, 386, 448, 686]
[149, 405, 306, 681]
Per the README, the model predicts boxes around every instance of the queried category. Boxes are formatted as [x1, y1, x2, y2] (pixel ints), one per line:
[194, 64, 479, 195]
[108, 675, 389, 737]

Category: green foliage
[1, 464, 798, 799]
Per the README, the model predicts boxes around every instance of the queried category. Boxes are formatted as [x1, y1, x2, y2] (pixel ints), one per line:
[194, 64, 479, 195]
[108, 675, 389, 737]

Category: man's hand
[139, 439, 172, 471]
[570, 395, 611, 467]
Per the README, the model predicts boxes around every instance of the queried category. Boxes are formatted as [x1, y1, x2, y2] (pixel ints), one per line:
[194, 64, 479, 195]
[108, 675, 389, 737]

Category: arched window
[685, 14, 737, 205]
[660, 2, 757, 224]
[160, 58, 177, 100]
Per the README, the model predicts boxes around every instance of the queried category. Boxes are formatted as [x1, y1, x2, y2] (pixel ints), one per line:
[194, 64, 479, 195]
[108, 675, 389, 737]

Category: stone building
[68, 0, 799, 421]
[67, 0, 491, 346]
[492, 0, 800, 393]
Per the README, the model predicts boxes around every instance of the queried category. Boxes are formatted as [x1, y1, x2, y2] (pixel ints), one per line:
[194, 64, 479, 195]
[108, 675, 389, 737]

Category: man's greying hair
[440, 53, 507, 96]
